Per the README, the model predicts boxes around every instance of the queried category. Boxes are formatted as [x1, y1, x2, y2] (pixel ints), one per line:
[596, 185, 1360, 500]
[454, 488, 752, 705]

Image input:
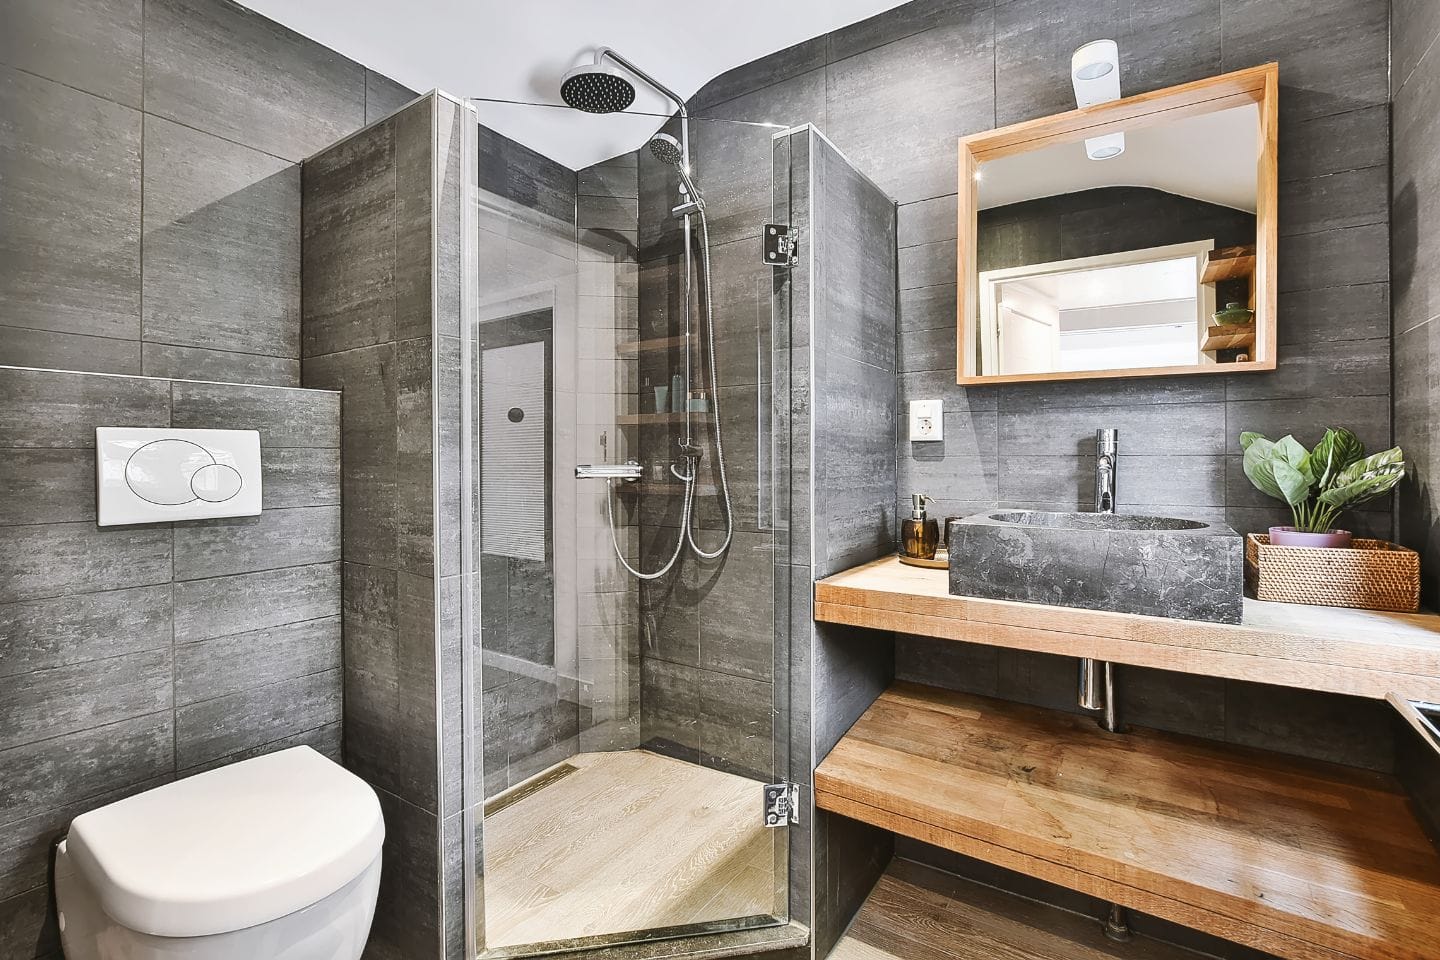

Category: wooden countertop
[816, 683, 1440, 960]
[814, 556, 1440, 701]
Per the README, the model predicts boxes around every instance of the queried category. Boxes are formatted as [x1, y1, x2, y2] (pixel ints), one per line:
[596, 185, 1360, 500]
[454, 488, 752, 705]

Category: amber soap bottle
[901, 494, 939, 560]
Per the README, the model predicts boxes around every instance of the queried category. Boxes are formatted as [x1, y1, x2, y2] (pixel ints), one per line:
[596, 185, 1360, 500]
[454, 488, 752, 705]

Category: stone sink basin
[947, 510, 1243, 624]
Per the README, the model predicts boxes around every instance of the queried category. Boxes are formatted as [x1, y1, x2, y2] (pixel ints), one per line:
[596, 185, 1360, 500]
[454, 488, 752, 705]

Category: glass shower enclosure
[458, 98, 797, 957]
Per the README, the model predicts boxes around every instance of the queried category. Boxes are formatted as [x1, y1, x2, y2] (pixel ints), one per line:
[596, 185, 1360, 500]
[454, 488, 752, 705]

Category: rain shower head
[560, 58, 637, 114]
[648, 132, 684, 166]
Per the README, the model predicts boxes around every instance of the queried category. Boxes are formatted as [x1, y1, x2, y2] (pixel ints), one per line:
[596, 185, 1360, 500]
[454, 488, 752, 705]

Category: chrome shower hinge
[762, 223, 798, 267]
[763, 782, 800, 827]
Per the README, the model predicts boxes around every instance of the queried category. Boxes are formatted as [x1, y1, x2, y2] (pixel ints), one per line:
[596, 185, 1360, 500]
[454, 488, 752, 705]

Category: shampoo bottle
[901, 494, 939, 560]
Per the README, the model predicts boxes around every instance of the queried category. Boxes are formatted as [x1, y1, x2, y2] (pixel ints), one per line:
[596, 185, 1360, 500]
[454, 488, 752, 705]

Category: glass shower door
[462, 102, 796, 957]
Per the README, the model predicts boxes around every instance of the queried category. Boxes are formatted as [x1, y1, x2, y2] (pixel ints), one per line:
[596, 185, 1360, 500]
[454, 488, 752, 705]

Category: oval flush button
[190, 463, 244, 503]
[125, 439, 213, 505]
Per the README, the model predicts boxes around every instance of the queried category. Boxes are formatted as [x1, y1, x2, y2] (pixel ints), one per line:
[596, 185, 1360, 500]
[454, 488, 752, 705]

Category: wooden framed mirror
[957, 63, 1278, 385]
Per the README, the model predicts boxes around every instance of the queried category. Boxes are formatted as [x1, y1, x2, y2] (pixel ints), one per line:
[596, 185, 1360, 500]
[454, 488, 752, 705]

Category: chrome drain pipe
[1078, 657, 1119, 733]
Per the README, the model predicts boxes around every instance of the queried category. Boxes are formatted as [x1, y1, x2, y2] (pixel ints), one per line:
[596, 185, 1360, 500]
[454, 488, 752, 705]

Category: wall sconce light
[1072, 40, 1124, 160]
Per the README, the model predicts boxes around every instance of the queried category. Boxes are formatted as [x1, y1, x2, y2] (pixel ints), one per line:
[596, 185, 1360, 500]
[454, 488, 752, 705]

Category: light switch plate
[96, 428, 262, 526]
[908, 399, 943, 441]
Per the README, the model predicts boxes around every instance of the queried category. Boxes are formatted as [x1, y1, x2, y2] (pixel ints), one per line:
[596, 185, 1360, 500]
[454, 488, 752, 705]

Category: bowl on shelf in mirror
[1212, 301, 1255, 325]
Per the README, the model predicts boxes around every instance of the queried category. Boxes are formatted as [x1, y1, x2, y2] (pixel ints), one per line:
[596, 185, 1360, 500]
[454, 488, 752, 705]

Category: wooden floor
[483, 750, 778, 948]
[832, 860, 1201, 960]
[817, 683, 1440, 960]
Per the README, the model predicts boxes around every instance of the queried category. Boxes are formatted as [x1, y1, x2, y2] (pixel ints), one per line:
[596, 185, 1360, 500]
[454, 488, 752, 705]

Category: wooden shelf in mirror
[816, 683, 1440, 960]
[1200, 244, 1257, 284]
[617, 335, 688, 357]
[957, 63, 1279, 386]
[1200, 322, 1256, 352]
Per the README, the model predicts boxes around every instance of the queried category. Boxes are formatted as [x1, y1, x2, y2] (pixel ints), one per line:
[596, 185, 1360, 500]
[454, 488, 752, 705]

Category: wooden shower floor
[482, 750, 778, 948]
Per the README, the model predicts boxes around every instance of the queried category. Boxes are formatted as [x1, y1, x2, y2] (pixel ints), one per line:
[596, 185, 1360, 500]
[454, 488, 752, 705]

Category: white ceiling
[979, 105, 1261, 213]
[237, 0, 908, 170]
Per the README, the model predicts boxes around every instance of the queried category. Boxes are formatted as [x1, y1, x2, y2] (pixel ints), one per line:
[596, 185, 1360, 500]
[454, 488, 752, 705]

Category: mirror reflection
[975, 104, 1260, 377]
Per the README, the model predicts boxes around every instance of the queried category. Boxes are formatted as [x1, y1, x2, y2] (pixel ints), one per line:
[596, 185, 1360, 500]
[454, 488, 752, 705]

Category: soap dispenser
[901, 494, 939, 560]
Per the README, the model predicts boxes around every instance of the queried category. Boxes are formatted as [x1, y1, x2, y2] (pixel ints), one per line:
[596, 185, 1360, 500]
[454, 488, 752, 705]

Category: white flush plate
[96, 428, 262, 526]
[908, 399, 943, 442]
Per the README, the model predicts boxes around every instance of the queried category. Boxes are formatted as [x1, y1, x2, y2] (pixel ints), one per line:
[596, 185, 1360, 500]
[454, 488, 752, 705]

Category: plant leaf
[1309, 428, 1365, 489]
[1273, 435, 1315, 486]
[1318, 447, 1406, 509]
[1239, 431, 1268, 452]
[1241, 437, 1285, 502]
[1272, 460, 1314, 506]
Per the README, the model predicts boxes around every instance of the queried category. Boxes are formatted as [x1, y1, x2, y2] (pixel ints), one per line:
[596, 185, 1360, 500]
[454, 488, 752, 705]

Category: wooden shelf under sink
[813, 556, 1440, 701]
[816, 682, 1440, 960]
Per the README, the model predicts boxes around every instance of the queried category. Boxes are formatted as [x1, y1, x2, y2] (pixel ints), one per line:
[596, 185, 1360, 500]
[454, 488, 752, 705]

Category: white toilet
[54, 746, 385, 960]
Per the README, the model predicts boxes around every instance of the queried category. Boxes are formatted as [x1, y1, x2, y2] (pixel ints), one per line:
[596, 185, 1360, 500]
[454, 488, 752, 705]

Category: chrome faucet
[1095, 428, 1118, 514]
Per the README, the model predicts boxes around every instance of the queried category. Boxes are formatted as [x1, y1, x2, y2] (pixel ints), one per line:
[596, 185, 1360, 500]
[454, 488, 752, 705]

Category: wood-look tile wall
[0, 0, 415, 385]
[0, 367, 341, 960]
[1393, 0, 1440, 603]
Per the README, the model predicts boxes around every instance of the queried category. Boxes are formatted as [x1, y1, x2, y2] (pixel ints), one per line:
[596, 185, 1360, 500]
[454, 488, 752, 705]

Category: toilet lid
[66, 746, 385, 938]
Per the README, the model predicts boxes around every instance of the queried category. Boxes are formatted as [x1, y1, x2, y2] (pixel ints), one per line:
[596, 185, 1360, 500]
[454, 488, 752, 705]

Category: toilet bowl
[54, 746, 385, 960]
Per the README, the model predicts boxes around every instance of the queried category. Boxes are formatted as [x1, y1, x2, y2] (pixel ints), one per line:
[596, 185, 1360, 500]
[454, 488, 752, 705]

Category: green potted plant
[1239, 428, 1405, 547]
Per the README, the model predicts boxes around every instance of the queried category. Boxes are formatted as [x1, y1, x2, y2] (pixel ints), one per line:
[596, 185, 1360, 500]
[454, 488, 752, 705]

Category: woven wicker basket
[1244, 534, 1420, 612]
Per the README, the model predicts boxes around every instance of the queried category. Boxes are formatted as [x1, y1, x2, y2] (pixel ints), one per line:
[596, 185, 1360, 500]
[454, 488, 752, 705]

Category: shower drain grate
[483, 762, 580, 817]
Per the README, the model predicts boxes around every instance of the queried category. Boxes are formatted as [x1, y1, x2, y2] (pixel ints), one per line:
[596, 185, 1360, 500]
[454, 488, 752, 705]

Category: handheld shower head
[560, 57, 637, 114]
[648, 132, 703, 210]
[648, 132, 684, 166]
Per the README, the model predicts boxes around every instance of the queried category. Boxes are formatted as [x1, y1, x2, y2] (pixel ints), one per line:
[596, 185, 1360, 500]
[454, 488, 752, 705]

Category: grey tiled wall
[0, 366, 341, 960]
[0, 0, 415, 384]
[692, 0, 1393, 542]
[301, 93, 468, 960]
[1393, 0, 1440, 602]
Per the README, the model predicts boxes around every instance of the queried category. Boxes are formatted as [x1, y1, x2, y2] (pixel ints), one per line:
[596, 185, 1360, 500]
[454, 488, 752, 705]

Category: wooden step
[831, 860, 1201, 960]
[815, 683, 1440, 960]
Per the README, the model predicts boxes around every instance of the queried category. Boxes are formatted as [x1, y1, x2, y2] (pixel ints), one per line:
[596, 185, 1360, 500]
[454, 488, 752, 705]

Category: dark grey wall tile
[1117, 666, 1226, 740]
[1225, 396, 1390, 454]
[0, 67, 141, 342]
[0, 648, 171, 750]
[0, 449, 96, 525]
[1393, 38, 1440, 335]
[1224, 337, 1390, 402]
[175, 616, 340, 705]
[640, 657, 701, 758]
[897, 194, 957, 249]
[1278, 105, 1388, 182]
[0, 883, 58, 960]
[824, 14, 994, 205]
[173, 561, 341, 642]
[577, 153, 639, 201]
[693, 36, 828, 111]
[262, 447, 341, 509]
[1221, 0, 1389, 122]
[0, 0, 143, 106]
[0, 367, 169, 447]
[895, 634, 998, 695]
[178, 719, 341, 777]
[141, 115, 301, 368]
[477, 121, 576, 227]
[0, 711, 172, 825]
[697, 532, 776, 682]
[828, 0, 974, 63]
[366, 70, 418, 123]
[697, 669, 774, 781]
[171, 380, 339, 447]
[174, 668, 342, 769]
[998, 399, 1227, 457]
[301, 118, 399, 356]
[143, 0, 365, 162]
[0, 586, 171, 678]
[0, 523, 172, 602]
[1393, 0, 1440, 94]
[0, 327, 141, 377]
[140, 343, 299, 386]
[1279, 165, 1389, 238]
[1224, 681, 1394, 771]
[173, 505, 341, 580]
[1278, 283, 1390, 346]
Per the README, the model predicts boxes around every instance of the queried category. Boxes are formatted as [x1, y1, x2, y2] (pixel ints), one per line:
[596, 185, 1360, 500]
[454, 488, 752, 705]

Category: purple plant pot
[1268, 525, 1353, 548]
